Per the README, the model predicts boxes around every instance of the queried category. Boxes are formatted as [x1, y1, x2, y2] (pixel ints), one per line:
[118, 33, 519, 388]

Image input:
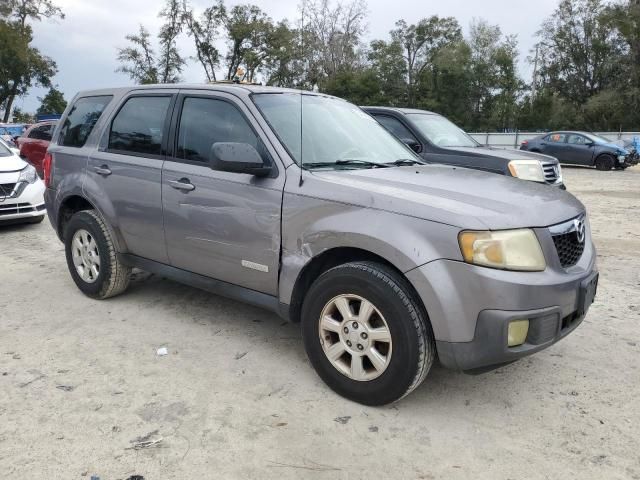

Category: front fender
[278, 191, 463, 305]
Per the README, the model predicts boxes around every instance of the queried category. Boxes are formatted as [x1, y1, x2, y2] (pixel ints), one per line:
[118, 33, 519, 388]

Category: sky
[17, 0, 561, 114]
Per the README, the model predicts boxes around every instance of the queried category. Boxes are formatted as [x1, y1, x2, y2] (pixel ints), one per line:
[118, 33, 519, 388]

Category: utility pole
[530, 44, 539, 110]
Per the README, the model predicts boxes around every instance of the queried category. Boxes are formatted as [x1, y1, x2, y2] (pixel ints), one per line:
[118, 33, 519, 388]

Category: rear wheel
[301, 261, 435, 405]
[595, 154, 614, 171]
[64, 210, 131, 299]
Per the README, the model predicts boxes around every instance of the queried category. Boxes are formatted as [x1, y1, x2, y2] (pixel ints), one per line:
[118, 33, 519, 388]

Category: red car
[16, 121, 57, 176]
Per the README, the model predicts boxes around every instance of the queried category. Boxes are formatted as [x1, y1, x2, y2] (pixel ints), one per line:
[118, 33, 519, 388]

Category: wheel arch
[56, 194, 125, 252]
[284, 246, 428, 325]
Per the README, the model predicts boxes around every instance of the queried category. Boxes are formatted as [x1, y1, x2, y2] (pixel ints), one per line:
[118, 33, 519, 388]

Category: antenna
[298, 3, 305, 187]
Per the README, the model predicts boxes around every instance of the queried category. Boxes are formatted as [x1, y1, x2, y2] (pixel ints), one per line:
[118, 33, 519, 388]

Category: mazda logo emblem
[574, 217, 586, 243]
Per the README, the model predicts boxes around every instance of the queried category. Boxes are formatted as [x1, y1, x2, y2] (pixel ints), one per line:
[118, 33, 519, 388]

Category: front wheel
[595, 155, 614, 171]
[64, 210, 131, 299]
[301, 262, 435, 405]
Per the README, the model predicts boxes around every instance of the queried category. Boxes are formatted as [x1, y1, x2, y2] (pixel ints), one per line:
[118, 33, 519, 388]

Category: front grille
[552, 231, 585, 268]
[542, 162, 559, 183]
[0, 183, 16, 196]
[0, 202, 35, 217]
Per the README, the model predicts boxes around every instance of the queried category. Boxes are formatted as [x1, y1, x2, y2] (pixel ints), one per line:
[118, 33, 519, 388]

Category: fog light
[508, 320, 529, 347]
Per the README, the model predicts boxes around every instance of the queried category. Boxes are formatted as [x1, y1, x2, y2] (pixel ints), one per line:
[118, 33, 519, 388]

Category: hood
[597, 141, 629, 154]
[448, 146, 559, 163]
[310, 164, 584, 230]
[0, 154, 28, 173]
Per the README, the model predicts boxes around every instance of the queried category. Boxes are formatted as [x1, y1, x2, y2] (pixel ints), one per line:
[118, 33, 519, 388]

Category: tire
[301, 261, 435, 405]
[64, 210, 131, 299]
[595, 154, 614, 171]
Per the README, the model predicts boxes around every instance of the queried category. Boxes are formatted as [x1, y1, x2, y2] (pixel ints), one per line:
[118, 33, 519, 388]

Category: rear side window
[546, 133, 567, 143]
[58, 96, 112, 147]
[109, 96, 171, 156]
[177, 97, 264, 163]
[28, 124, 54, 141]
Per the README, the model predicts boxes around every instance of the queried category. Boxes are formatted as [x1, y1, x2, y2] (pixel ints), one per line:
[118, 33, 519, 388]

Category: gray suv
[44, 85, 598, 405]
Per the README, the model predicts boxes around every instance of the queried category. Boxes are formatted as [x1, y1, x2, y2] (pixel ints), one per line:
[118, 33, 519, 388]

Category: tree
[391, 16, 462, 106]
[157, 0, 186, 83]
[0, 20, 56, 122]
[535, 0, 626, 106]
[183, 0, 226, 82]
[367, 39, 407, 105]
[223, 4, 272, 82]
[299, 0, 368, 89]
[12, 107, 35, 123]
[36, 86, 66, 114]
[116, 25, 159, 84]
[0, 0, 62, 122]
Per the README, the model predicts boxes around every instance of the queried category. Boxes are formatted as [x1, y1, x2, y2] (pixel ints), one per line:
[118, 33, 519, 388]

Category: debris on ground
[156, 347, 168, 356]
[334, 416, 351, 425]
[127, 430, 164, 450]
[235, 351, 248, 360]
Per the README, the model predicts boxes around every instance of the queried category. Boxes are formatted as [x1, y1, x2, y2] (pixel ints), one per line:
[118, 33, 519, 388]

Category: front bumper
[406, 239, 597, 372]
[0, 180, 46, 223]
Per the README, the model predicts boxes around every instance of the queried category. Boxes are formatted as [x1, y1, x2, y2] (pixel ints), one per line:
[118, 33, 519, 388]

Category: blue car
[521, 131, 630, 171]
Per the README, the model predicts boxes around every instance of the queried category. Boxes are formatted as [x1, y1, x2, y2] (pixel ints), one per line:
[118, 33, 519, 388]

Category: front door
[565, 133, 595, 165]
[162, 91, 283, 295]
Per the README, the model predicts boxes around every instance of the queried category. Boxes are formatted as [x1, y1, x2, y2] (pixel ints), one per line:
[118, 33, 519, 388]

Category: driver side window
[177, 97, 268, 164]
[374, 115, 418, 144]
[567, 134, 587, 145]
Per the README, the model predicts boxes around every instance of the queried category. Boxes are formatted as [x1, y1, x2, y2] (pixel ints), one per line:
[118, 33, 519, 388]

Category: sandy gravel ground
[0, 166, 639, 479]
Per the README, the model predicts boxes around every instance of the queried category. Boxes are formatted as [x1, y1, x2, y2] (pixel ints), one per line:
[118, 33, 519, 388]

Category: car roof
[73, 83, 335, 100]
[361, 106, 440, 116]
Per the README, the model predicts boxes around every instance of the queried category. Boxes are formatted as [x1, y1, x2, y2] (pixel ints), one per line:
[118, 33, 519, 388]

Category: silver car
[0, 138, 46, 225]
[44, 85, 598, 405]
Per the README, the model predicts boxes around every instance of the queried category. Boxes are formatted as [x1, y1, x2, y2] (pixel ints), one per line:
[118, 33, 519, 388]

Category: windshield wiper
[386, 158, 425, 166]
[304, 160, 389, 170]
[334, 159, 389, 168]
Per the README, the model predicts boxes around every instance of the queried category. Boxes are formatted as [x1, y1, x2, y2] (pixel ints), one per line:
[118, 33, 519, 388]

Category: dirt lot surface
[1, 166, 639, 479]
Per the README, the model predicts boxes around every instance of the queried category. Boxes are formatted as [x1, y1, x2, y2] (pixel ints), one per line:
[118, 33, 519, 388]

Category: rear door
[86, 91, 176, 263]
[565, 133, 595, 165]
[161, 90, 283, 295]
[539, 133, 570, 161]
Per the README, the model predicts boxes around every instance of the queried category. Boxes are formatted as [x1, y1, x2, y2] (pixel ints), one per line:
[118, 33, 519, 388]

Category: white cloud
[18, 0, 559, 113]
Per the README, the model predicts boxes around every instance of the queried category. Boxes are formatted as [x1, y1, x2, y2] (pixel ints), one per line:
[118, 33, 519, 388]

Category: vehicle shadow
[122, 270, 554, 410]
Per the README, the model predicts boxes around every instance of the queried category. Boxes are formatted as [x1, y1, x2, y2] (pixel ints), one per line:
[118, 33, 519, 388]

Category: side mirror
[585, 141, 595, 147]
[209, 142, 271, 177]
[401, 138, 422, 154]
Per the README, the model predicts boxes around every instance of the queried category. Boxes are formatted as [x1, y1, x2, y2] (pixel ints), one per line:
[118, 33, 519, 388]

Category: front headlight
[508, 160, 545, 182]
[458, 229, 546, 271]
[18, 164, 38, 184]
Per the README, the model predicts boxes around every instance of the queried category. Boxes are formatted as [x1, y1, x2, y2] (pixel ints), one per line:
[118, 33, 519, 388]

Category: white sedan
[0, 138, 46, 225]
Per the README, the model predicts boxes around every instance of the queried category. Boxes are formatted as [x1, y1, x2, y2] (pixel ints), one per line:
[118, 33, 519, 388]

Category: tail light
[521, 140, 529, 146]
[43, 152, 53, 187]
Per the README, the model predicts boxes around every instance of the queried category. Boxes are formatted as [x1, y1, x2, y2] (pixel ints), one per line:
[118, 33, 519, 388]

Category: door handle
[93, 165, 112, 176]
[169, 178, 195, 192]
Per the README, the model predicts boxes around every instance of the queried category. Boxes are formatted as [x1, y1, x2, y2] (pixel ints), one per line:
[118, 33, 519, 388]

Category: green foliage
[116, 25, 159, 84]
[112, 0, 638, 131]
[0, 0, 61, 122]
[36, 86, 66, 114]
[11, 107, 35, 123]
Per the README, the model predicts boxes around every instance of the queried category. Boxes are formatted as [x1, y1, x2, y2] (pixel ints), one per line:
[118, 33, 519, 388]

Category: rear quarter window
[58, 95, 113, 147]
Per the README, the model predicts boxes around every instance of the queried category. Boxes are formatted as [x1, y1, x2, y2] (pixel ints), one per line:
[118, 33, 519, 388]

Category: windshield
[252, 93, 418, 168]
[407, 113, 478, 148]
[585, 133, 613, 144]
[0, 139, 12, 157]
